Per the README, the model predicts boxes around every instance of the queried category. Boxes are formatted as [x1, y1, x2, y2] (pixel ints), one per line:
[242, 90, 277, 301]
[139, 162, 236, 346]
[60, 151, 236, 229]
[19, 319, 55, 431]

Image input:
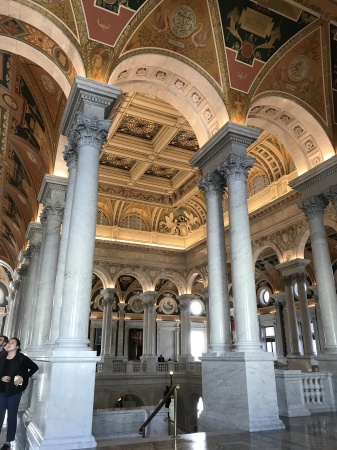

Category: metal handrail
[139, 384, 180, 438]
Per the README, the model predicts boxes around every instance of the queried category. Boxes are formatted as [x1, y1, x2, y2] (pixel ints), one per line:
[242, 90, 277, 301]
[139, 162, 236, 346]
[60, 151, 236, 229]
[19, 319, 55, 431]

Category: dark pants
[0, 392, 22, 442]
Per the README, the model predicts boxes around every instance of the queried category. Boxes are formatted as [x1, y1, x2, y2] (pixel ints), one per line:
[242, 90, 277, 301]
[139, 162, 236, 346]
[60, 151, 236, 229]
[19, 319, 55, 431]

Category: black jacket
[0, 352, 38, 396]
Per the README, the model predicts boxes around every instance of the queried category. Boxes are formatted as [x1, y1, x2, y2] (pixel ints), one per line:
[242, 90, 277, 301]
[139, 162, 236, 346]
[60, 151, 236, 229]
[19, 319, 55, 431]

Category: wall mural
[158, 207, 201, 236]
[218, 0, 317, 93]
[29, 0, 78, 37]
[122, 0, 222, 87]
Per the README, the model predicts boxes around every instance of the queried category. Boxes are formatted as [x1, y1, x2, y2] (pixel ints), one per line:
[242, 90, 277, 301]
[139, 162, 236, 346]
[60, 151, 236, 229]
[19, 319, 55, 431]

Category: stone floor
[1, 412, 337, 449]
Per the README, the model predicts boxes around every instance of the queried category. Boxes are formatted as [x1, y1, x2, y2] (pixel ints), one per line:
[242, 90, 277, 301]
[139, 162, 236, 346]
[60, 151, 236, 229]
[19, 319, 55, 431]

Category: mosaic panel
[100, 153, 136, 170]
[169, 130, 199, 151]
[145, 164, 178, 179]
[117, 115, 162, 140]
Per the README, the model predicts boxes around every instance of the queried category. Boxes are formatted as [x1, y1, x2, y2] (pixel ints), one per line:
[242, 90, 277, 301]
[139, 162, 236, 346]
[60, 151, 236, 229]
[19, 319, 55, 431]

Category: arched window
[97, 209, 109, 225]
[247, 174, 269, 198]
[120, 215, 149, 231]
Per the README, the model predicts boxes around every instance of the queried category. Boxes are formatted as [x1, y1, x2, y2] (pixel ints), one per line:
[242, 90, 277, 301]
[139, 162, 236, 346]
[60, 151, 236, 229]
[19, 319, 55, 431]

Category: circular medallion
[129, 297, 144, 313]
[170, 6, 196, 38]
[3, 94, 18, 111]
[52, 45, 71, 74]
[288, 55, 310, 82]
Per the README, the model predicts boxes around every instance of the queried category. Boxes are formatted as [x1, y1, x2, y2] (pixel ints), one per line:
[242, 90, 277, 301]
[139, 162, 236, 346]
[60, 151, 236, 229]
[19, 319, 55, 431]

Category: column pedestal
[198, 352, 284, 432]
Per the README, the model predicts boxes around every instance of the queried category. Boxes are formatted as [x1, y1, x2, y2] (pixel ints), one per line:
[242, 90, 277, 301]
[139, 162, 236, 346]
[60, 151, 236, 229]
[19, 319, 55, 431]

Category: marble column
[299, 195, 337, 353]
[197, 171, 231, 354]
[26, 77, 121, 450]
[28, 176, 66, 355]
[191, 122, 283, 432]
[295, 271, 315, 358]
[47, 145, 78, 346]
[140, 291, 158, 371]
[272, 294, 287, 362]
[13, 264, 29, 338]
[20, 223, 43, 350]
[201, 288, 210, 351]
[282, 275, 301, 356]
[100, 288, 116, 357]
[4, 279, 20, 338]
[116, 303, 126, 358]
[177, 294, 194, 362]
[219, 153, 261, 352]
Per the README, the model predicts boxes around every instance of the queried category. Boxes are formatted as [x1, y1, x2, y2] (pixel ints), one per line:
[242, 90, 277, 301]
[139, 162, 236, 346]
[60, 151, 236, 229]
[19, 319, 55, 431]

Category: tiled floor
[1, 413, 337, 449]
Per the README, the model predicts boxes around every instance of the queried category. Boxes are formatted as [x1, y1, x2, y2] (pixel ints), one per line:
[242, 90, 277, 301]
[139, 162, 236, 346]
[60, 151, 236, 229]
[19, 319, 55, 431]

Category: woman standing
[0, 338, 38, 449]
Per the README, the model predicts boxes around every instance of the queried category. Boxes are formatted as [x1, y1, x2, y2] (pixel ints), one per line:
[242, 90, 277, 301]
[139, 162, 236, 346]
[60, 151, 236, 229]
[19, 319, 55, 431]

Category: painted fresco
[0, 52, 11, 90]
[218, 0, 316, 92]
[7, 146, 31, 198]
[82, 0, 148, 46]
[0, 243, 10, 262]
[0, 16, 76, 84]
[255, 28, 327, 123]
[29, 0, 78, 37]
[330, 24, 337, 123]
[3, 193, 23, 229]
[122, 0, 222, 86]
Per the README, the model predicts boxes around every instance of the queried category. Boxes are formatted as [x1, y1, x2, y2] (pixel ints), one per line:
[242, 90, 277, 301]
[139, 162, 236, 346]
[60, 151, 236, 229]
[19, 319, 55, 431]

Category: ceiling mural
[29, 0, 78, 37]
[218, 0, 317, 93]
[121, 0, 222, 87]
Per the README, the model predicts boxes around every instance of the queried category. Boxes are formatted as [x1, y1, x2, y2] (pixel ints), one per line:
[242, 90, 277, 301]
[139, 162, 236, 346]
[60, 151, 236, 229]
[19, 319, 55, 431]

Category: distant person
[0, 337, 38, 450]
[158, 354, 164, 362]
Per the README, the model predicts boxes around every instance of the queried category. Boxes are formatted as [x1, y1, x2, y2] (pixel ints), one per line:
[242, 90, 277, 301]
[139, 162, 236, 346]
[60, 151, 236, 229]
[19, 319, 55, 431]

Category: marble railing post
[116, 303, 126, 358]
[281, 275, 301, 357]
[219, 153, 261, 352]
[47, 145, 78, 346]
[100, 288, 116, 356]
[28, 177, 66, 355]
[299, 196, 337, 353]
[197, 172, 231, 354]
[177, 294, 194, 362]
[140, 291, 157, 361]
[295, 272, 315, 357]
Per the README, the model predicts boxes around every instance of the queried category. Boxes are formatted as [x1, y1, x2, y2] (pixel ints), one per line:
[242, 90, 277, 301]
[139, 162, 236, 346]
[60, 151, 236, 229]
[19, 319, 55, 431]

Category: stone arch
[0, 261, 14, 280]
[186, 271, 205, 295]
[247, 95, 335, 175]
[153, 272, 187, 296]
[252, 242, 283, 266]
[108, 391, 144, 408]
[93, 266, 112, 289]
[295, 218, 337, 260]
[108, 54, 229, 147]
[112, 268, 151, 292]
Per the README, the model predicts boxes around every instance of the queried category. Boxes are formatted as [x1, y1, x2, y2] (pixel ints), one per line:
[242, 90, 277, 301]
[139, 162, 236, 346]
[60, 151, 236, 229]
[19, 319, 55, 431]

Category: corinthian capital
[219, 153, 254, 182]
[63, 142, 78, 171]
[40, 203, 64, 225]
[298, 195, 328, 220]
[197, 171, 226, 196]
[69, 112, 111, 151]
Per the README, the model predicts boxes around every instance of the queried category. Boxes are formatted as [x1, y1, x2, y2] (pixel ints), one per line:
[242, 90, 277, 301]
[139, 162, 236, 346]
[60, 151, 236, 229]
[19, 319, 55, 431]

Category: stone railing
[275, 370, 336, 417]
[97, 360, 201, 375]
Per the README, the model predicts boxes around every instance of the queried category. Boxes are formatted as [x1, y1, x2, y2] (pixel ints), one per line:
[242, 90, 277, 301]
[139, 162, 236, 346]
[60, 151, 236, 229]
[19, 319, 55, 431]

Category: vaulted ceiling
[0, 0, 336, 267]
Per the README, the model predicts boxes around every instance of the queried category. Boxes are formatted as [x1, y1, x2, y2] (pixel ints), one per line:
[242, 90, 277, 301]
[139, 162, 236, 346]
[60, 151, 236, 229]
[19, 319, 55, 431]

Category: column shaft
[296, 272, 314, 356]
[283, 276, 301, 356]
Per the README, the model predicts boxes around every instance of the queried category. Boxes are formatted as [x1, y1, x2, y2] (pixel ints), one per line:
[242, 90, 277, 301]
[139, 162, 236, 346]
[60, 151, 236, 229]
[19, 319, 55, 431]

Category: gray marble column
[272, 293, 287, 360]
[197, 172, 231, 354]
[47, 145, 78, 346]
[116, 303, 126, 358]
[100, 288, 116, 356]
[282, 275, 301, 357]
[140, 291, 157, 361]
[177, 294, 194, 362]
[219, 154, 261, 352]
[4, 279, 20, 338]
[201, 288, 210, 351]
[299, 195, 337, 353]
[28, 177, 66, 354]
[295, 271, 315, 357]
[13, 264, 29, 338]
[56, 83, 120, 350]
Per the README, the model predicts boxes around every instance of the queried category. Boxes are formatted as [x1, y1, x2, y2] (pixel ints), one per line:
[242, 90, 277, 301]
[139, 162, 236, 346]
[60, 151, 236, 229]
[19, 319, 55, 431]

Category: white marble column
[116, 303, 126, 358]
[47, 145, 78, 346]
[282, 275, 302, 357]
[177, 294, 194, 362]
[299, 195, 337, 353]
[201, 288, 210, 351]
[20, 224, 43, 350]
[100, 288, 116, 356]
[197, 172, 231, 354]
[220, 154, 261, 352]
[13, 263, 29, 338]
[4, 279, 20, 338]
[26, 78, 121, 450]
[28, 177, 66, 355]
[140, 291, 158, 370]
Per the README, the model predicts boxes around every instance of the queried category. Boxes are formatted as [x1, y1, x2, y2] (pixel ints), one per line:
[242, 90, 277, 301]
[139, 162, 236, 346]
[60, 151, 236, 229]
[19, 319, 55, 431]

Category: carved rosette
[197, 171, 226, 197]
[69, 112, 112, 151]
[219, 154, 254, 182]
[40, 203, 64, 226]
[298, 195, 328, 220]
[63, 143, 78, 171]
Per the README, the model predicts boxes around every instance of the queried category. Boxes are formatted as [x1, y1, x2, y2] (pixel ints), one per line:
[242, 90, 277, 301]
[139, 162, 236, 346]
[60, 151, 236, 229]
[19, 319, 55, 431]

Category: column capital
[69, 112, 111, 151]
[100, 288, 116, 301]
[177, 294, 195, 311]
[219, 153, 254, 182]
[140, 291, 157, 306]
[298, 195, 328, 220]
[293, 271, 308, 284]
[197, 170, 226, 196]
[118, 303, 127, 314]
[63, 143, 78, 171]
[282, 274, 294, 288]
[40, 203, 64, 226]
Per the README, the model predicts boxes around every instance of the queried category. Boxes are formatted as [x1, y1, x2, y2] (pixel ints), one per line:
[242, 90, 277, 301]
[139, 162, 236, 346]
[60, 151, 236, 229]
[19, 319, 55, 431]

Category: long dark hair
[10, 337, 21, 352]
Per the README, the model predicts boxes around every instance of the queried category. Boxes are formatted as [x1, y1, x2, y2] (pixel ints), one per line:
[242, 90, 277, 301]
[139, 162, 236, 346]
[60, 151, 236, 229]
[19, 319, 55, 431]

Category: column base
[287, 355, 318, 372]
[198, 352, 284, 432]
[26, 349, 99, 449]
